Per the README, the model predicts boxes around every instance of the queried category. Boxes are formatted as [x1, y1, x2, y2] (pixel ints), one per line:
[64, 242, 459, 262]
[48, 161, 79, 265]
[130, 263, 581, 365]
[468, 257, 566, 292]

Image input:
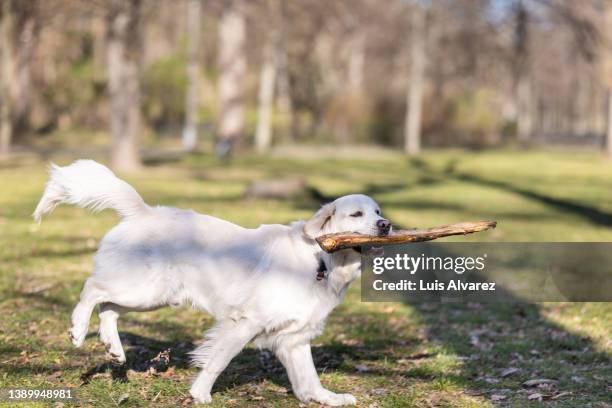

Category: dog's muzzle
[376, 219, 391, 236]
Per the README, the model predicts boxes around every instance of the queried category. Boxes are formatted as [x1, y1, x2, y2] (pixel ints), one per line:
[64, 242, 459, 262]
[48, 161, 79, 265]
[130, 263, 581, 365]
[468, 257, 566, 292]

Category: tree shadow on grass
[435, 158, 612, 228]
[454, 172, 612, 227]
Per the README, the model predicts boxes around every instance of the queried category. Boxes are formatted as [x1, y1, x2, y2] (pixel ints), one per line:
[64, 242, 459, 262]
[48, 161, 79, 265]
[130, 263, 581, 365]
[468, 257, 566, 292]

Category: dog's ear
[304, 203, 336, 238]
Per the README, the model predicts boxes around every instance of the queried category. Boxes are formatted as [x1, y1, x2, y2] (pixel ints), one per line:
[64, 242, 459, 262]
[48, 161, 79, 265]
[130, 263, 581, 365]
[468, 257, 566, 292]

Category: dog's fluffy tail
[33, 160, 150, 222]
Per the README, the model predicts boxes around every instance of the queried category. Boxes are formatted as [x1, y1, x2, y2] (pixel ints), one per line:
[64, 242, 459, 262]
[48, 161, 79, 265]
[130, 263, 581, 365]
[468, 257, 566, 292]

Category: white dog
[33, 160, 391, 406]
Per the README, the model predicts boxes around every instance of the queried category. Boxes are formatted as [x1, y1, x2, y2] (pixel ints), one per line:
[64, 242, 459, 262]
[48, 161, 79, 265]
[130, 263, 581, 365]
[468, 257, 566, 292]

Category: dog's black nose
[376, 219, 391, 234]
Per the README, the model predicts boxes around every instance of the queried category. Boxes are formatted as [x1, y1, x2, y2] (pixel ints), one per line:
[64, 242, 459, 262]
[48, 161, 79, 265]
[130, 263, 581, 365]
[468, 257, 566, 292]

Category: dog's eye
[375, 209, 381, 215]
[350, 211, 363, 217]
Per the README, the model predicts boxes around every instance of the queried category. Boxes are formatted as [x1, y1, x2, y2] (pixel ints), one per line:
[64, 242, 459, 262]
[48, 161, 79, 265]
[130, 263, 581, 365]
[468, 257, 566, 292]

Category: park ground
[0, 147, 611, 407]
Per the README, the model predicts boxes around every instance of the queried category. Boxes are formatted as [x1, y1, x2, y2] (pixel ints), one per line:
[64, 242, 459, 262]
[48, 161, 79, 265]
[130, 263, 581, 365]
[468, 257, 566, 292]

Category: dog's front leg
[275, 341, 356, 406]
[190, 319, 259, 404]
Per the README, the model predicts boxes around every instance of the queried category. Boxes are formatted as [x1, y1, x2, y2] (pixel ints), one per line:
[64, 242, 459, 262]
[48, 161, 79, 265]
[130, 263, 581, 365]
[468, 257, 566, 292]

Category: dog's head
[304, 194, 391, 239]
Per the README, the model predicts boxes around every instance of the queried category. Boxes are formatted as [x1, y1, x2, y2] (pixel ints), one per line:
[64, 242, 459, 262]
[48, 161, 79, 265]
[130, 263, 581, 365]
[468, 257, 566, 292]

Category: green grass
[0, 147, 611, 407]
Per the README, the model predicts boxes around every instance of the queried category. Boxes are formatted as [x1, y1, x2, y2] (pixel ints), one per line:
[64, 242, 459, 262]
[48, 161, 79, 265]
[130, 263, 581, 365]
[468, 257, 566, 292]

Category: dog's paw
[311, 390, 357, 406]
[190, 390, 212, 404]
[68, 327, 86, 348]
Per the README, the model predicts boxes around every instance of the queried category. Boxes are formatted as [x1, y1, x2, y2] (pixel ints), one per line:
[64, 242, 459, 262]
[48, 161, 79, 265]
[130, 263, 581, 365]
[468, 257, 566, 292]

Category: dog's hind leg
[99, 302, 127, 364]
[69, 278, 107, 347]
[189, 319, 260, 404]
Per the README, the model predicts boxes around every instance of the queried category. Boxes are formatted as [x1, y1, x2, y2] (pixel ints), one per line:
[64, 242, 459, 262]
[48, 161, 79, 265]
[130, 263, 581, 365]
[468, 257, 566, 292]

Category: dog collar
[316, 257, 327, 281]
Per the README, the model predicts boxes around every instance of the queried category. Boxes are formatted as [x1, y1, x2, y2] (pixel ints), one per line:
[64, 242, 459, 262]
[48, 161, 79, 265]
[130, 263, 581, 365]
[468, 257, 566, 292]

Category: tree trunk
[516, 74, 532, 141]
[13, 0, 38, 132]
[107, 0, 142, 172]
[348, 32, 365, 92]
[404, 4, 426, 156]
[604, 2, 612, 158]
[606, 87, 612, 160]
[0, 0, 14, 157]
[275, 2, 293, 141]
[216, 0, 246, 159]
[182, 0, 201, 152]
[255, 4, 280, 154]
[255, 41, 276, 153]
[514, 0, 532, 142]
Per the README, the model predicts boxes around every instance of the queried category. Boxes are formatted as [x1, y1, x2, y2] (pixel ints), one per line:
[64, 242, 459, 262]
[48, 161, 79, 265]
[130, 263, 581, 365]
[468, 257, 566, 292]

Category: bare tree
[404, 2, 426, 156]
[347, 30, 365, 93]
[106, 0, 142, 172]
[0, 0, 14, 157]
[216, 0, 246, 159]
[602, 1, 612, 158]
[514, 0, 532, 142]
[254, 34, 277, 152]
[182, 0, 202, 152]
[13, 0, 39, 132]
[275, 0, 293, 141]
[255, 0, 281, 153]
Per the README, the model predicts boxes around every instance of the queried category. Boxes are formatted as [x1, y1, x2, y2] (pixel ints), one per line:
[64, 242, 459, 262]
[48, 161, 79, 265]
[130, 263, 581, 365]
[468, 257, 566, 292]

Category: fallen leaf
[265, 383, 288, 394]
[469, 334, 480, 347]
[48, 370, 63, 379]
[523, 378, 557, 387]
[160, 366, 175, 378]
[397, 352, 435, 364]
[409, 351, 434, 359]
[341, 338, 363, 346]
[501, 367, 519, 377]
[152, 390, 161, 402]
[117, 393, 129, 404]
[381, 305, 395, 314]
[528, 393, 543, 401]
[552, 391, 572, 400]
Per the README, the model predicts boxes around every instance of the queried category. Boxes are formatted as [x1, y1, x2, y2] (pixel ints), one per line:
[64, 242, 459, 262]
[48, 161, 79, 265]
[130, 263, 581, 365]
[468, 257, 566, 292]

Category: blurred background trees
[0, 0, 611, 169]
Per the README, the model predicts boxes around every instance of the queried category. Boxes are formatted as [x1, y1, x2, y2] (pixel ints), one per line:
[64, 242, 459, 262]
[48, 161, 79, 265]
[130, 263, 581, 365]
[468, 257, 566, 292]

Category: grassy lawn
[0, 148, 610, 407]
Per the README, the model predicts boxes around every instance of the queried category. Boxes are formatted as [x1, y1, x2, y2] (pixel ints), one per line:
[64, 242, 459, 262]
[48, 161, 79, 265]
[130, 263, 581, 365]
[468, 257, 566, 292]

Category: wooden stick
[316, 220, 497, 253]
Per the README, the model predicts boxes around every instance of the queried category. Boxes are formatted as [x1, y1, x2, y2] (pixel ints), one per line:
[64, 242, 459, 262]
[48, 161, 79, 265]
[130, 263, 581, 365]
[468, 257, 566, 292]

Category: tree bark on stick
[107, 0, 142, 172]
[0, 0, 14, 158]
[316, 220, 497, 253]
[404, 3, 426, 156]
[182, 0, 202, 152]
[216, 0, 246, 159]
